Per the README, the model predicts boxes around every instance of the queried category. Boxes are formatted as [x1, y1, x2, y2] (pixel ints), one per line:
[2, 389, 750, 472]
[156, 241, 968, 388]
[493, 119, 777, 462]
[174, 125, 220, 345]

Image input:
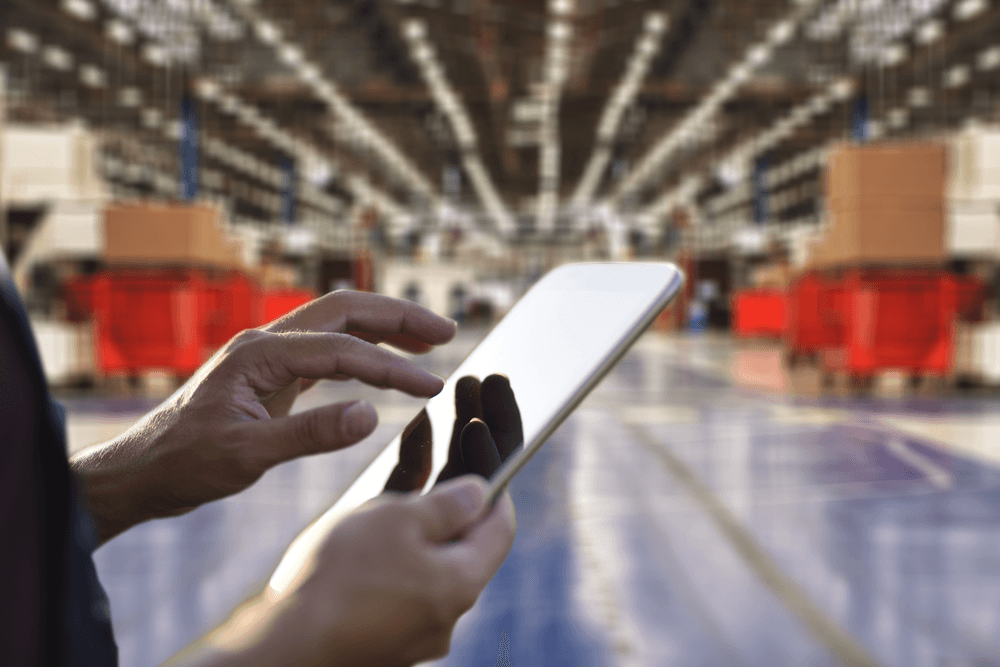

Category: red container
[259, 288, 315, 325]
[732, 289, 787, 338]
[91, 269, 211, 375]
[205, 273, 262, 346]
[822, 269, 957, 376]
[956, 275, 987, 323]
[63, 276, 97, 323]
[785, 273, 845, 356]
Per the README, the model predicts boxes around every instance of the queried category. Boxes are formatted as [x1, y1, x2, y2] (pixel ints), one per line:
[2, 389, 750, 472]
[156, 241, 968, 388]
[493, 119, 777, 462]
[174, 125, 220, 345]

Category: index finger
[264, 291, 457, 346]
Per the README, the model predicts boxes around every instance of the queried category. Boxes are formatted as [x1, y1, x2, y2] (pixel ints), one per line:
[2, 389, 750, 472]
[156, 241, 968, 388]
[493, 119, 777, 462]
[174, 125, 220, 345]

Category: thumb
[236, 399, 378, 469]
[416, 475, 488, 543]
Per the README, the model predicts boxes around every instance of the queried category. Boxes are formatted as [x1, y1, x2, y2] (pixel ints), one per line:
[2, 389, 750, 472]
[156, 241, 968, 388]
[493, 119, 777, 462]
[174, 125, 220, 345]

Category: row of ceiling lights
[609, 0, 824, 208]
[227, 0, 439, 211]
[569, 11, 669, 213]
[6, 22, 348, 223]
[28, 0, 425, 226]
[535, 0, 576, 232]
[641, 0, 999, 227]
[400, 18, 517, 235]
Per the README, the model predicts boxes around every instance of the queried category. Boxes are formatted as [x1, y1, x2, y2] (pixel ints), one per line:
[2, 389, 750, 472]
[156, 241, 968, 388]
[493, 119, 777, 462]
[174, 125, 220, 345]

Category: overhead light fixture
[118, 87, 142, 107]
[944, 63, 971, 87]
[79, 64, 106, 88]
[768, 20, 795, 45]
[254, 20, 281, 45]
[141, 108, 163, 129]
[915, 20, 944, 45]
[645, 12, 668, 35]
[403, 19, 426, 41]
[61, 0, 96, 21]
[881, 43, 908, 67]
[278, 45, 303, 66]
[550, 0, 573, 16]
[887, 107, 909, 128]
[908, 86, 931, 107]
[105, 19, 134, 45]
[142, 43, 168, 66]
[195, 78, 221, 100]
[7, 28, 39, 54]
[548, 22, 571, 41]
[954, 0, 989, 21]
[42, 45, 74, 71]
[978, 45, 1000, 70]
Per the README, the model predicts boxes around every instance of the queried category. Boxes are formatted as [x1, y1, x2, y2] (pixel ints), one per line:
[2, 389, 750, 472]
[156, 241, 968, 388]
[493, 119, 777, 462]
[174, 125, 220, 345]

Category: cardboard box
[753, 263, 791, 289]
[820, 203, 945, 265]
[826, 141, 947, 204]
[104, 201, 242, 269]
[949, 127, 1000, 201]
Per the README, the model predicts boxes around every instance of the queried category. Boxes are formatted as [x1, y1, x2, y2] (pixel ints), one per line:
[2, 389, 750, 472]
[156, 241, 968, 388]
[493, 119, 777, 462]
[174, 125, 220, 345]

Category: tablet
[270, 261, 684, 593]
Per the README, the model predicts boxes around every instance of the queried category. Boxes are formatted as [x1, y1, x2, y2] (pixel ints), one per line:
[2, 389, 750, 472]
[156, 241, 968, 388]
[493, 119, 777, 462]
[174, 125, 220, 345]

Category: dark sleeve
[0, 269, 117, 667]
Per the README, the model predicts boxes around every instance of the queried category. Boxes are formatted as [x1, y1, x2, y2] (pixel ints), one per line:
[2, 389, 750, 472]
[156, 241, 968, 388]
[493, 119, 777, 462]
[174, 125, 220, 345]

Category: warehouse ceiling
[2, 0, 999, 235]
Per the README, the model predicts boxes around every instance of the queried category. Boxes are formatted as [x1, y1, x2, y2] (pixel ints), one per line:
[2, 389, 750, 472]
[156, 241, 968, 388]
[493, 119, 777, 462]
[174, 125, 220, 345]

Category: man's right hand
[168, 475, 516, 667]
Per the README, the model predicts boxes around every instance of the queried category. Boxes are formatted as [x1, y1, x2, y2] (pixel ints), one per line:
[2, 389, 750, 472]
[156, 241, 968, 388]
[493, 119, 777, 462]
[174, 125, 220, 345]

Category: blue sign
[851, 93, 869, 142]
[281, 157, 296, 224]
[178, 95, 199, 200]
[752, 157, 769, 225]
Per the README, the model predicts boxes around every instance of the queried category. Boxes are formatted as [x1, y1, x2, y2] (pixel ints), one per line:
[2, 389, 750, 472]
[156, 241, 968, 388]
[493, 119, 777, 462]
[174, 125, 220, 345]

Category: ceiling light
[978, 45, 1000, 70]
[254, 20, 281, 45]
[118, 87, 142, 107]
[768, 20, 795, 45]
[61, 0, 95, 21]
[7, 29, 39, 54]
[195, 78, 221, 100]
[548, 22, 571, 41]
[79, 64, 106, 88]
[954, 0, 989, 21]
[105, 19, 134, 45]
[42, 46, 73, 71]
[944, 63, 971, 87]
[550, 0, 573, 16]
[413, 43, 435, 63]
[748, 45, 771, 65]
[403, 19, 426, 41]
[141, 108, 163, 129]
[887, 107, 909, 128]
[645, 12, 668, 35]
[142, 44, 168, 66]
[908, 86, 931, 107]
[881, 43, 908, 66]
[830, 77, 854, 100]
[278, 45, 303, 66]
[916, 20, 943, 44]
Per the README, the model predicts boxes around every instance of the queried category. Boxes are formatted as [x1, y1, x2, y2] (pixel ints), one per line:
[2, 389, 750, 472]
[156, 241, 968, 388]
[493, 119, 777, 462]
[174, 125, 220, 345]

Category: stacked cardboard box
[948, 126, 1000, 256]
[1, 124, 108, 204]
[812, 141, 946, 267]
[752, 263, 792, 289]
[104, 201, 243, 270]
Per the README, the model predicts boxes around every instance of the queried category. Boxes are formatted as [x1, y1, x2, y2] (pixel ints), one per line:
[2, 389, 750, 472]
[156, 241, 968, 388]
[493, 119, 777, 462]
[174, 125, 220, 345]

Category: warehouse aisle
[67, 330, 1000, 667]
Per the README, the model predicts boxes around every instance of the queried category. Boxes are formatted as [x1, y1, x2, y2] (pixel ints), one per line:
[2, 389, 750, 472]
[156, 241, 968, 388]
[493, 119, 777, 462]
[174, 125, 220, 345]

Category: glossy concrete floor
[60, 330, 1000, 667]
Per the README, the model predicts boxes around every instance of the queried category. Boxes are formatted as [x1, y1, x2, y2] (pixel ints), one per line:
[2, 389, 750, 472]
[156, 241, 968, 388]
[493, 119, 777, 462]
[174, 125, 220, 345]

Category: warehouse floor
[60, 330, 1000, 667]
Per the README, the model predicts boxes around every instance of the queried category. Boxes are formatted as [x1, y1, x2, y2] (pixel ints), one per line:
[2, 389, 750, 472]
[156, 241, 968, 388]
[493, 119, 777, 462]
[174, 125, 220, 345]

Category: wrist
[70, 435, 157, 544]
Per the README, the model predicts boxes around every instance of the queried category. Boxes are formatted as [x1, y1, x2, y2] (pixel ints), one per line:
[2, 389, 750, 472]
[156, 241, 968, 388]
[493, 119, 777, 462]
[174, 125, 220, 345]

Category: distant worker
[1, 245, 522, 667]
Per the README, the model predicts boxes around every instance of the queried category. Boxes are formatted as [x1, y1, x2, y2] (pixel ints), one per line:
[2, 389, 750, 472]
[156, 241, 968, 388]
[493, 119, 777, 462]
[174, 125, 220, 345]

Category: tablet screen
[270, 262, 682, 592]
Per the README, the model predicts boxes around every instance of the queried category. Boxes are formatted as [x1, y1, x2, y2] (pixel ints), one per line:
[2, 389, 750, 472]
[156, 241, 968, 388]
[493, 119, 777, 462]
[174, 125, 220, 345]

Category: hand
[383, 374, 523, 493]
[168, 476, 517, 667]
[70, 291, 457, 544]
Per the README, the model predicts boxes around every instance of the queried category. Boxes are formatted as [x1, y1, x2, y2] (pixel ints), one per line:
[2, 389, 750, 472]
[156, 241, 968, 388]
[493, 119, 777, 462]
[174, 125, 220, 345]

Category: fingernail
[345, 400, 376, 439]
[449, 480, 485, 517]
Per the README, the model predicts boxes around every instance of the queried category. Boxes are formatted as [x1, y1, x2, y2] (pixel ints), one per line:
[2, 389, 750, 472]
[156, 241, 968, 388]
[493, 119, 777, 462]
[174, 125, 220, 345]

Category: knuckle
[292, 412, 324, 453]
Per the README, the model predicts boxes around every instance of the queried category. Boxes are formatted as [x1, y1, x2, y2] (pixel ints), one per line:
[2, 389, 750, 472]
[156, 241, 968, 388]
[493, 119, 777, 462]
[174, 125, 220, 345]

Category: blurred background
[4, 0, 1000, 664]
